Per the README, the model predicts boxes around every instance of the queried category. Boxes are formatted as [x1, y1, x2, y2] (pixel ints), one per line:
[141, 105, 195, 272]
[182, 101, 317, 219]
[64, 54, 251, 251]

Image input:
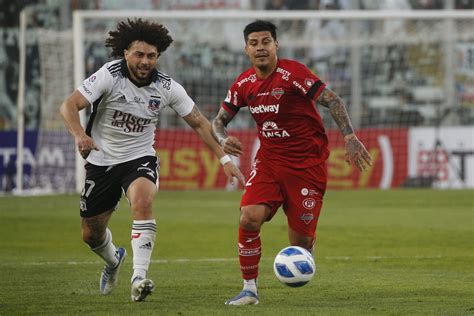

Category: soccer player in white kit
[60, 19, 245, 302]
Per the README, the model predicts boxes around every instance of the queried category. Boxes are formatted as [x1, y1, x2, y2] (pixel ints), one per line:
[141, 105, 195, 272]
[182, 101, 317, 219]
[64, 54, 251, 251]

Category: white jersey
[77, 59, 194, 166]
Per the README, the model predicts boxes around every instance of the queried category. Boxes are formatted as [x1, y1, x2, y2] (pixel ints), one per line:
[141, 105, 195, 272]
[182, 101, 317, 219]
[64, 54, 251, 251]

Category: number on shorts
[81, 180, 95, 197]
[246, 169, 257, 187]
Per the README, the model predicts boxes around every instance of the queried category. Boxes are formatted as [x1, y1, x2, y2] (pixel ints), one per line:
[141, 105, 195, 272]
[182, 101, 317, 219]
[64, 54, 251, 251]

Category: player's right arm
[211, 108, 243, 157]
[60, 90, 98, 159]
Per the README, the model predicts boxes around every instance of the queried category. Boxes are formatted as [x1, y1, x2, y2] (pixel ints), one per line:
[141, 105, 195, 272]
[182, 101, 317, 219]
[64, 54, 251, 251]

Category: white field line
[0, 255, 448, 267]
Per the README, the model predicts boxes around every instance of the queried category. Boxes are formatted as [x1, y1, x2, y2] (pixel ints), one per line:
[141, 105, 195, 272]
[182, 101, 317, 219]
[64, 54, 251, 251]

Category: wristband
[219, 155, 231, 166]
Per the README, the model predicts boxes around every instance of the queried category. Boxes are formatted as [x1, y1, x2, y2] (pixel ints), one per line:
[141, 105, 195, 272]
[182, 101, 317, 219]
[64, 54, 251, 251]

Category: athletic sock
[91, 228, 119, 268]
[238, 226, 261, 281]
[131, 219, 157, 282]
[243, 278, 258, 294]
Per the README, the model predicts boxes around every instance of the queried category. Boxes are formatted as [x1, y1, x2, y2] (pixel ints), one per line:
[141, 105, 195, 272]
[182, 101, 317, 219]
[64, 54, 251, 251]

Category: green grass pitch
[0, 189, 473, 315]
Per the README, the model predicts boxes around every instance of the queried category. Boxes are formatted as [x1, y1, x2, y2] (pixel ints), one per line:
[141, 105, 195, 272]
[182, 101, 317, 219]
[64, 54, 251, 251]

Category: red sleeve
[291, 62, 326, 101]
[221, 79, 246, 115]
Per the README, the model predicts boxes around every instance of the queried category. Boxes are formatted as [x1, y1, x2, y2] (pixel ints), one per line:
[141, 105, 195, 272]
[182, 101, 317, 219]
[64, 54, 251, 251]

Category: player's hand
[75, 134, 99, 159]
[344, 134, 372, 172]
[223, 161, 246, 187]
[221, 136, 243, 157]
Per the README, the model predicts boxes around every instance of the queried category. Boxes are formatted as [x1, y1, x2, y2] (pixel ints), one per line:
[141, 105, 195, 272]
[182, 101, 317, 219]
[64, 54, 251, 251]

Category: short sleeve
[168, 79, 195, 117]
[77, 65, 113, 105]
[291, 63, 326, 101]
[221, 80, 245, 115]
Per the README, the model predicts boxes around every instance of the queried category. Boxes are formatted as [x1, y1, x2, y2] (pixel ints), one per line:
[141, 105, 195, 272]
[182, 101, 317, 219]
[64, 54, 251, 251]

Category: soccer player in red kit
[212, 20, 372, 305]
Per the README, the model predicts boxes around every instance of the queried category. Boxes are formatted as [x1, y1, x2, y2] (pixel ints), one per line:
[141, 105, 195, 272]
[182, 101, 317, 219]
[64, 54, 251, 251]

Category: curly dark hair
[105, 18, 173, 58]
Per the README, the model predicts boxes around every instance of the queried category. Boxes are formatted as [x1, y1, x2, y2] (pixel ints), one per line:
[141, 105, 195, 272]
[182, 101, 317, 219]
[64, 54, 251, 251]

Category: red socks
[238, 227, 261, 280]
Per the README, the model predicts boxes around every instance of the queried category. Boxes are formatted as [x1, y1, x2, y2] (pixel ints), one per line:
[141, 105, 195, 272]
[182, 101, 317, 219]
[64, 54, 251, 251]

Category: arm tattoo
[317, 88, 354, 137]
[182, 105, 204, 129]
[212, 108, 234, 146]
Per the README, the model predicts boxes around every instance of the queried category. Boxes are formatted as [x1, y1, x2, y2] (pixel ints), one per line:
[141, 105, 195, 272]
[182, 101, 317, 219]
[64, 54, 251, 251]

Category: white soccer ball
[273, 246, 316, 287]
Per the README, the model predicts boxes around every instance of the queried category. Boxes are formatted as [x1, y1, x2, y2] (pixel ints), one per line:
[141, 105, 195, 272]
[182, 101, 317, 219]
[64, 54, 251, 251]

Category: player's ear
[244, 45, 249, 57]
[275, 40, 279, 50]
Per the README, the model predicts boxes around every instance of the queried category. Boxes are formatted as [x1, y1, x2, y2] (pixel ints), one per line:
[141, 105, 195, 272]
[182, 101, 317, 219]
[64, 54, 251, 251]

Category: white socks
[91, 228, 119, 268]
[243, 278, 258, 294]
[131, 219, 157, 282]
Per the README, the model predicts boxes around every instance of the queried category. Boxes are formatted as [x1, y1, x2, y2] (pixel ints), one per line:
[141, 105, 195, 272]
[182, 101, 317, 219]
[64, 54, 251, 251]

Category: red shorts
[240, 159, 327, 238]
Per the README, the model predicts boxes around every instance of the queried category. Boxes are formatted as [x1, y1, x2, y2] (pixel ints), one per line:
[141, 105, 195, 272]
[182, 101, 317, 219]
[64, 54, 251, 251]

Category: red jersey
[222, 59, 329, 168]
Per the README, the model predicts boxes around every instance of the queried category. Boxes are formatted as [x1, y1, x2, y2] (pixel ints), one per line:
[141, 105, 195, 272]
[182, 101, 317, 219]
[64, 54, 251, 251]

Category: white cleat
[131, 277, 155, 302]
[100, 247, 126, 295]
[225, 290, 259, 305]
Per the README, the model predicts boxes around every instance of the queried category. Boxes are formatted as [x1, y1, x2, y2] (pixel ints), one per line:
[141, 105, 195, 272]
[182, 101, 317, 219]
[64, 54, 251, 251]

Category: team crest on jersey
[271, 88, 284, 100]
[148, 96, 161, 114]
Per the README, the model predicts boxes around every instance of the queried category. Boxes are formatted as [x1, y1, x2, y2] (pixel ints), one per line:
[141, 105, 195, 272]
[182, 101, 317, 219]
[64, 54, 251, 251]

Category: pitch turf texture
[0, 189, 472, 315]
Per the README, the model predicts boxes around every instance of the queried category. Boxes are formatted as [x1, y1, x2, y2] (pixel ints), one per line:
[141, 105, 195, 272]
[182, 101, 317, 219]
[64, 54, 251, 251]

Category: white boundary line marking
[0, 255, 449, 267]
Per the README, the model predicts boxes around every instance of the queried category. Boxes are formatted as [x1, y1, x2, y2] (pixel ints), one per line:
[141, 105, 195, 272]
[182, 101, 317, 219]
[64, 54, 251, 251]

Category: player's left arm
[317, 87, 372, 172]
[182, 105, 245, 185]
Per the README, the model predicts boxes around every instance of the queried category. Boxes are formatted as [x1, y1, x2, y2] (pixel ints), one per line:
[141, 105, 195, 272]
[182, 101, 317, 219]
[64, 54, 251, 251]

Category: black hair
[243, 20, 277, 42]
[105, 18, 173, 58]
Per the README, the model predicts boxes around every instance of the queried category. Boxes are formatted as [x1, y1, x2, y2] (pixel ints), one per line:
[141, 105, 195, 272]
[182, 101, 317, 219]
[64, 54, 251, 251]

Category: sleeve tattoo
[317, 88, 354, 137]
[212, 108, 234, 146]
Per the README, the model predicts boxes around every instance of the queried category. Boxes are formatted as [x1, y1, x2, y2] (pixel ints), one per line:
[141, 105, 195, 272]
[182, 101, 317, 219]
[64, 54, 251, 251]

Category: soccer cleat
[100, 247, 126, 295]
[131, 277, 155, 302]
[225, 290, 259, 305]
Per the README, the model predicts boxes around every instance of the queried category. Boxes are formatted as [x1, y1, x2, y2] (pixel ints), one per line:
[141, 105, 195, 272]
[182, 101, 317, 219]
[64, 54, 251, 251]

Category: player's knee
[131, 197, 153, 214]
[82, 229, 104, 248]
[239, 206, 264, 231]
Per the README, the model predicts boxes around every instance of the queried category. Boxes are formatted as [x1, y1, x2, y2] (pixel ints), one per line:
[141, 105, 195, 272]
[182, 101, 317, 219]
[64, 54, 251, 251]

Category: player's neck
[254, 59, 278, 80]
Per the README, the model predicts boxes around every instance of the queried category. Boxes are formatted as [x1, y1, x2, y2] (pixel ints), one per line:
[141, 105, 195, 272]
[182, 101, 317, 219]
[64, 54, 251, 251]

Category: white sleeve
[77, 65, 113, 104]
[168, 79, 195, 117]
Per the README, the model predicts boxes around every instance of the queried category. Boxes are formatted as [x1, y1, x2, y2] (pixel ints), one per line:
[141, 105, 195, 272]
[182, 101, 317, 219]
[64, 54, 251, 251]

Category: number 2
[246, 169, 257, 187]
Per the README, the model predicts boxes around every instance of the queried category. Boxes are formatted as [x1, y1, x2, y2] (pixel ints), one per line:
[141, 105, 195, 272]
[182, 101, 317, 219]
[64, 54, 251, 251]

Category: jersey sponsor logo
[224, 90, 231, 103]
[293, 80, 308, 94]
[133, 96, 145, 104]
[233, 91, 239, 105]
[300, 213, 314, 224]
[261, 121, 290, 138]
[271, 88, 284, 100]
[301, 188, 321, 197]
[249, 103, 280, 115]
[304, 78, 315, 87]
[148, 96, 161, 114]
[237, 74, 257, 87]
[276, 67, 291, 81]
[81, 84, 93, 95]
[302, 198, 316, 210]
[111, 110, 152, 133]
[257, 92, 270, 97]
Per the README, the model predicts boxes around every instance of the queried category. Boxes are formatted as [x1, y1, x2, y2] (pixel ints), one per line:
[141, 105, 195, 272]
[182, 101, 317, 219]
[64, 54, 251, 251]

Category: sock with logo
[131, 219, 157, 282]
[91, 227, 119, 269]
[238, 226, 261, 283]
